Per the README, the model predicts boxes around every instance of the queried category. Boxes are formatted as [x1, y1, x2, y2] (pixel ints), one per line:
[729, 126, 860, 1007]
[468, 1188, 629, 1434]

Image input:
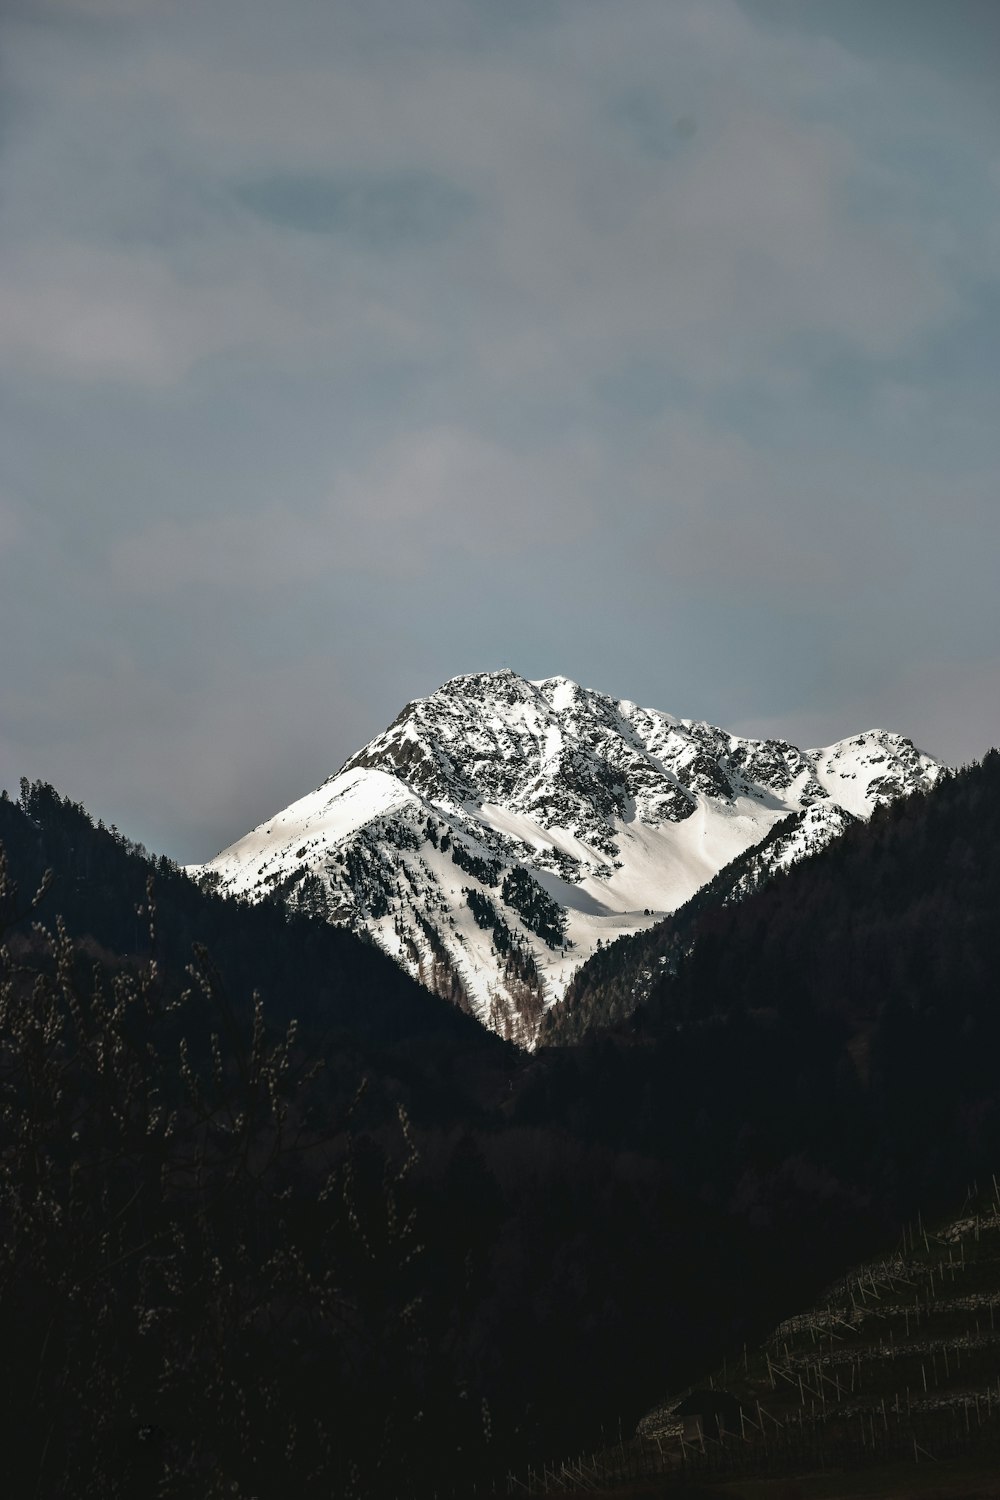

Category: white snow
[192, 672, 943, 1046]
[197, 767, 419, 896]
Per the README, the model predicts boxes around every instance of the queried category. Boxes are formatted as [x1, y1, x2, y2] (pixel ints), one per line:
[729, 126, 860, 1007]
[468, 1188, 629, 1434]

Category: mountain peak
[194, 674, 943, 1046]
[440, 666, 536, 697]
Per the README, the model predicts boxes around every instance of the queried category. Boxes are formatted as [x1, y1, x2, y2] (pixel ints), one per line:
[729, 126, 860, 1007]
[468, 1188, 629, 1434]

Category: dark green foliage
[413, 907, 449, 960]
[449, 841, 500, 886]
[464, 892, 543, 1033]
[291, 868, 332, 918]
[341, 841, 393, 917]
[411, 909, 470, 1008]
[500, 866, 566, 948]
[504, 941, 539, 988]
[465, 885, 499, 930]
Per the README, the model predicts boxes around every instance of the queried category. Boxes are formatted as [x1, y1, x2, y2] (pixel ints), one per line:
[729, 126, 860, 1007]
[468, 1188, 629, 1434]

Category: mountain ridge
[193, 670, 942, 1043]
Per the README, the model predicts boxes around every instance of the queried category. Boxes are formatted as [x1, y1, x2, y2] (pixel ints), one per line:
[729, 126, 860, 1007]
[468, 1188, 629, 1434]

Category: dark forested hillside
[539, 809, 826, 1045]
[524, 752, 1000, 1236]
[546, 752, 999, 1060]
[0, 780, 497, 1061]
[0, 782, 754, 1496]
[1, 756, 998, 1496]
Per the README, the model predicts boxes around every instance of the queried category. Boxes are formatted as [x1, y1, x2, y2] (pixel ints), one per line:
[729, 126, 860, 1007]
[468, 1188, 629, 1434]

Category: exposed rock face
[192, 670, 942, 1046]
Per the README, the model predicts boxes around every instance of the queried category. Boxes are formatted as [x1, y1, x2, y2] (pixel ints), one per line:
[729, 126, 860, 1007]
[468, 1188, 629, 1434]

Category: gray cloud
[108, 427, 603, 594]
[235, 170, 475, 246]
[0, 0, 998, 858]
[1, 0, 971, 386]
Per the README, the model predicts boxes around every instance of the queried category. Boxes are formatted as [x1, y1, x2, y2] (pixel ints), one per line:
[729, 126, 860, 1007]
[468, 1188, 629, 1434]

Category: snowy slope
[192, 670, 943, 1045]
[541, 800, 866, 1047]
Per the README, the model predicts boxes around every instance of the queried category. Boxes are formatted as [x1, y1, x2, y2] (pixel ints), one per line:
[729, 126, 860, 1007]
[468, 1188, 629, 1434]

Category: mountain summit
[192, 670, 942, 1043]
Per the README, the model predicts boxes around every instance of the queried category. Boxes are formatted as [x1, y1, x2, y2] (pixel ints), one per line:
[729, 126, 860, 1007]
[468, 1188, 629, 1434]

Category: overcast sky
[1, 0, 998, 861]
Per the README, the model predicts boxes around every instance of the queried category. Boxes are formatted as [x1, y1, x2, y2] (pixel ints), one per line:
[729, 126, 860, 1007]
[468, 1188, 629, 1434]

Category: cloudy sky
[1, 0, 998, 861]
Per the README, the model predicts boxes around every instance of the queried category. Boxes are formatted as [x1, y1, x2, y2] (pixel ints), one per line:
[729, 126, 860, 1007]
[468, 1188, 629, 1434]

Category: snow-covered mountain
[191, 670, 942, 1045]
